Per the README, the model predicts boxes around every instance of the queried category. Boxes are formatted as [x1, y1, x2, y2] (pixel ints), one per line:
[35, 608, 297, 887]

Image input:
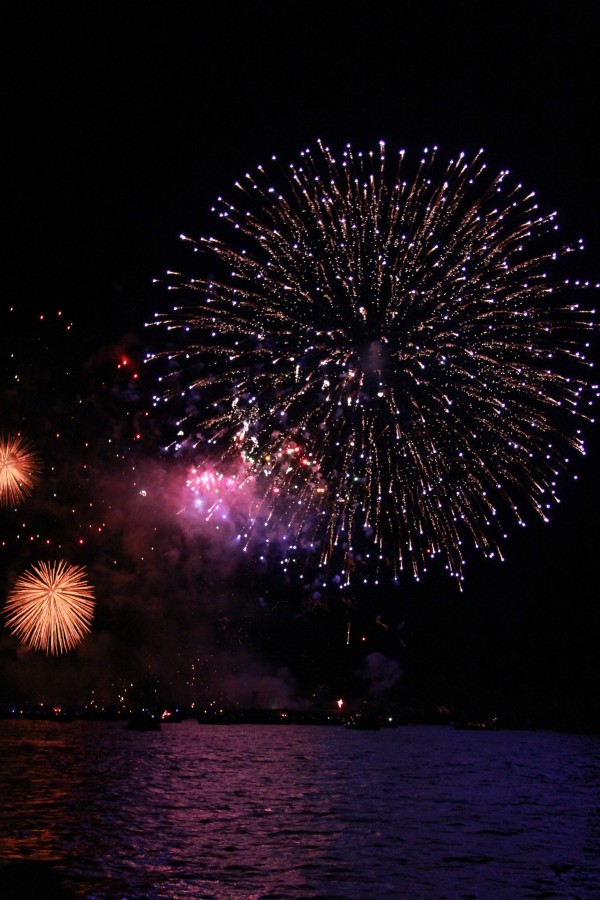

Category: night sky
[2, 3, 599, 724]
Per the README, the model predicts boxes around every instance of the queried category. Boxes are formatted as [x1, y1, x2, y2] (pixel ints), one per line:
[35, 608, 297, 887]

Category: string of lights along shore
[148, 140, 598, 589]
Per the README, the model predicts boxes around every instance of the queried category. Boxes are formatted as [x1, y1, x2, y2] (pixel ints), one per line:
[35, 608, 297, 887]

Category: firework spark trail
[4, 560, 95, 654]
[149, 141, 597, 586]
[0, 434, 40, 508]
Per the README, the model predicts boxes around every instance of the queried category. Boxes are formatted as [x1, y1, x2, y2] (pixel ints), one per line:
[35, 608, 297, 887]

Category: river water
[0, 720, 598, 898]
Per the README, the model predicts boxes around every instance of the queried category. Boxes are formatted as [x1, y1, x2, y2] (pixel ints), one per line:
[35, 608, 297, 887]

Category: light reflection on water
[0, 721, 599, 898]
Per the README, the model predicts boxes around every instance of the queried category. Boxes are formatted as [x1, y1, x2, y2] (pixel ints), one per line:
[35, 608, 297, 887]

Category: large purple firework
[149, 141, 597, 587]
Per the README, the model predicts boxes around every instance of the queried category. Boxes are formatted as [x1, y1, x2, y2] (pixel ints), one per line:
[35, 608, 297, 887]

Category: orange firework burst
[4, 560, 95, 655]
[0, 434, 41, 507]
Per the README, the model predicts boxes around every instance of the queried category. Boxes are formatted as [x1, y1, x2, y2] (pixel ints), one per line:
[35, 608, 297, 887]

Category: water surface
[0, 721, 598, 898]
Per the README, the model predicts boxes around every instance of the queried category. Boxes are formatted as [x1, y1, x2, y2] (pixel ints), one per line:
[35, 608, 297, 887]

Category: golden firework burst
[4, 560, 95, 655]
[0, 434, 41, 508]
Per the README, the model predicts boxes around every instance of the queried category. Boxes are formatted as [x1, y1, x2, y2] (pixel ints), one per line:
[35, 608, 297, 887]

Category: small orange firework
[0, 434, 41, 507]
[4, 560, 95, 655]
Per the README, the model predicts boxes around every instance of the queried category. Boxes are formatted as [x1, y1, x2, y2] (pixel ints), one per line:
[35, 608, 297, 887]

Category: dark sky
[1, 3, 599, 720]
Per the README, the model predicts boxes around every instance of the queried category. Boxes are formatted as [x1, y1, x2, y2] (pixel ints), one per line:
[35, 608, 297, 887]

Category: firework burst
[149, 141, 597, 586]
[4, 560, 95, 654]
[0, 434, 40, 508]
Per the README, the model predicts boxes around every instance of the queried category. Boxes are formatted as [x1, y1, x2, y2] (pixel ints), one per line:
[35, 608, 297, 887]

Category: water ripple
[0, 722, 599, 898]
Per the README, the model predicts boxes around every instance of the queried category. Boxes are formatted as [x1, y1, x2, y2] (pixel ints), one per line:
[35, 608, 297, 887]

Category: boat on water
[344, 714, 382, 731]
[126, 711, 161, 731]
[161, 708, 184, 723]
[453, 716, 499, 731]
